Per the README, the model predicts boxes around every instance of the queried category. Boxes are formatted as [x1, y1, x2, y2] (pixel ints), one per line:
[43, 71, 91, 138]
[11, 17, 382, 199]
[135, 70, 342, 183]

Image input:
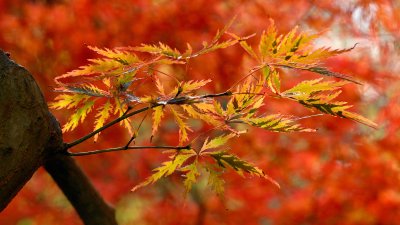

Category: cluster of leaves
[50, 21, 376, 195]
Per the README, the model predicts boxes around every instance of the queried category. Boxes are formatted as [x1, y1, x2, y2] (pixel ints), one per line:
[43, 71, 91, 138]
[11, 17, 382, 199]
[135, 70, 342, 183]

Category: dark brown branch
[44, 155, 117, 225]
[68, 145, 190, 156]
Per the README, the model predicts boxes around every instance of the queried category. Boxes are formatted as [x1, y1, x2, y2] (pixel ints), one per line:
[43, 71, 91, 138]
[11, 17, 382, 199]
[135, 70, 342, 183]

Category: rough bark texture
[0, 50, 61, 210]
[0, 50, 118, 224]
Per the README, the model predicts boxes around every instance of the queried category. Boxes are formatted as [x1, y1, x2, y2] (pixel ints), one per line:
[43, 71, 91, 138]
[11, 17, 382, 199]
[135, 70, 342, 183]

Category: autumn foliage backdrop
[0, 0, 399, 224]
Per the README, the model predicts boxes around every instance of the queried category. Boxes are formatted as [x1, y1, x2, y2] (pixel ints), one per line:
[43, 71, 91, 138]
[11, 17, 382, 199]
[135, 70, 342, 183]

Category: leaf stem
[67, 145, 190, 156]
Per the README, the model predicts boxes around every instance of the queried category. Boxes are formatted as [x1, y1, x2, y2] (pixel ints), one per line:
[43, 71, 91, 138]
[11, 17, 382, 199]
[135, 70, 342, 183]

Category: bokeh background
[0, 0, 399, 224]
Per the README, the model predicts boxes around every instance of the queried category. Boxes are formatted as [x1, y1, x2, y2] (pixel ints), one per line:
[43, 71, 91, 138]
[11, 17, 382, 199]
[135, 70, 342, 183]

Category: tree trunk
[0, 50, 117, 224]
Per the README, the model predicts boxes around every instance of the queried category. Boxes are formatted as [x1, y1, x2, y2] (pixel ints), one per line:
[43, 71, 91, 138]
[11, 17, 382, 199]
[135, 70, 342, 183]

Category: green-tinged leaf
[181, 160, 200, 193]
[116, 72, 136, 92]
[250, 20, 359, 84]
[210, 151, 260, 176]
[200, 133, 236, 154]
[55, 84, 110, 97]
[259, 24, 277, 60]
[341, 111, 378, 129]
[282, 78, 347, 99]
[226, 77, 264, 116]
[244, 114, 315, 132]
[302, 98, 376, 128]
[170, 107, 192, 144]
[63, 100, 95, 132]
[207, 168, 225, 196]
[247, 97, 264, 117]
[282, 79, 376, 128]
[49, 94, 90, 110]
[132, 150, 195, 191]
[306, 67, 362, 84]
[213, 101, 224, 115]
[152, 106, 165, 136]
[261, 65, 271, 80]
[266, 69, 281, 94]
[93, 100, 113, 142]
[132, 42, 181, 58]
[210, 151, 280, 188]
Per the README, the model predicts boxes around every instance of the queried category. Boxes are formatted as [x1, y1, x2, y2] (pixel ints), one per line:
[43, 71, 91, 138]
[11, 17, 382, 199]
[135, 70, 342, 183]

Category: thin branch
[152, 68, 181, 84]
[125, 112, 148, 148]
[66, 105, 156, 149]
[67, 145, 190, 157]
[199, 91, 232, 98]
[228, 65, 265, 91]
[125, 134, 136, 148]
[66, 90, 232, 149]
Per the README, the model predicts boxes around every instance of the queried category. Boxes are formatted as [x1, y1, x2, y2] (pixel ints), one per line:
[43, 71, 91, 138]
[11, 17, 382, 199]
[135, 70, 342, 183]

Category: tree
[1, 1, 399, 224]
[0, 15, 376, 224]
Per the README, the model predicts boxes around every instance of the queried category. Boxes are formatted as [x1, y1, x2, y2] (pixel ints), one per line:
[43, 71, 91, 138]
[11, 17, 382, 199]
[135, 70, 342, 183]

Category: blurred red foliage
[0, 0, 399, 224]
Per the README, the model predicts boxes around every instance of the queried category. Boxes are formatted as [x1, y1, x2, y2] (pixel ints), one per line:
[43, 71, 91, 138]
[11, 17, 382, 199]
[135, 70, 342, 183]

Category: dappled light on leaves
[1, 0, 399, 225]
[48, 15, 374, 198]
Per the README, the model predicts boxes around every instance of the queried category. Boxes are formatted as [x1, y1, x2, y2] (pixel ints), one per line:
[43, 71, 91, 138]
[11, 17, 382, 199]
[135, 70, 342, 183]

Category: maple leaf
[49, 94, 90, 110]
[55, 84, 110, 97]
[55, 46, 140, 83]
[244, 114, 315, 132]
[261, 67, 281, 94]
[155, 77, 166, 96]
[132, 42, 182, 58]
[180, 160, 200, 193]
[132, 150, 196, 192]
[63, 100, 96, 132]
[207, 168, 225, 196]
[93, 100, 113, 142]
[200, 133, 236, 154]
[170, 79, 212, 97]
[181, 103, 222, 126]
[151, 106, 165, 137]
[210, 151, 279, 188]
[113, 98, 133, 134]
[282, 78, 346, 96]
[239, 38, 259, 60]
[256, 21, 352, 65]
[170, 107, 192, 144]
[226, 79, 264, 115]
[282, 78, 377, 128]
[240, 20, 360, 84]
